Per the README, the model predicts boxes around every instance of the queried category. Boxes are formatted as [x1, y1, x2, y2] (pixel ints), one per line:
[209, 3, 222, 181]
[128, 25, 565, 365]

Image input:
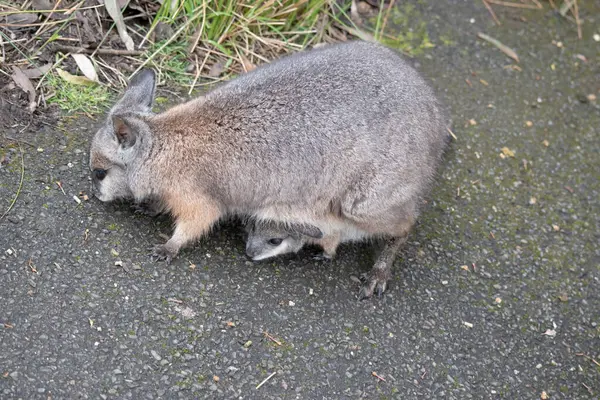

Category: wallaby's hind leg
[357, 235, 408, 300]
[355, 215, 414, 300]
[312, 231, 341, 261]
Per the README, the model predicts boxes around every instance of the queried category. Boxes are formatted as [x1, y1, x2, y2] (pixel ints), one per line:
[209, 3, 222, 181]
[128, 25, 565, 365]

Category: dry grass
[0, 0, 587, 114]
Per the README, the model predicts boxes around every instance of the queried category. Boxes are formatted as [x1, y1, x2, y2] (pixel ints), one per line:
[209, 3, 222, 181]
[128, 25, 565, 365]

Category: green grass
[1, 1, 443, 115]
[45, 75, 112, 114]
[140, 0, 356, 88]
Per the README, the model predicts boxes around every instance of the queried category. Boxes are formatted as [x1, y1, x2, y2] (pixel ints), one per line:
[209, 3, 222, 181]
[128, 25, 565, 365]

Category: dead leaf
[21, 64, 52, 79]
[501, 147, 515, 158]
[104, 0, 135, 51]
[11, 66, 36, 112]
[56, 68, 96, 86]
[542, 329, 556, 337]
[5, 13, 38, 30]
[558, 293, 568, 302]
[477, 32, 519, 63]
[71, 54, 99, 82]
[208, 60, 226, 78]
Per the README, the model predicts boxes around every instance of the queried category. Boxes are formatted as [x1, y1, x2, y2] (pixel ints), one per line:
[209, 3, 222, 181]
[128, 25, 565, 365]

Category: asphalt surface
[1, 1, 599, 399]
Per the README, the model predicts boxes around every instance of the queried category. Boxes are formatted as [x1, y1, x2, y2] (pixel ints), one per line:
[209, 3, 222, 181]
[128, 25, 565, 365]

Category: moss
[368, 3, 434, 56]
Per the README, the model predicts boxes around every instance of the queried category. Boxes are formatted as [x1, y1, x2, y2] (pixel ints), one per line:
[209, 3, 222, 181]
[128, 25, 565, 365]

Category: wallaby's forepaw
[151, 244, 176, 265]
[312, 251, 333, 261]
[132, 202, 161, 217]
[356, 267, 391, 300]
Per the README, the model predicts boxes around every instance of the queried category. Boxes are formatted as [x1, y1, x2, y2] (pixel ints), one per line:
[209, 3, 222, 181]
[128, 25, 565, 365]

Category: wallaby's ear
[117, 69, 156, 111]
[112, 115, 137, 148]
[291, 223, 323, 239]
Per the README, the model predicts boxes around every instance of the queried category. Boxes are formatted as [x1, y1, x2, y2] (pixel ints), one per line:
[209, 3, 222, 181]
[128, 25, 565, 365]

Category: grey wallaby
[89, 40, 450, 299]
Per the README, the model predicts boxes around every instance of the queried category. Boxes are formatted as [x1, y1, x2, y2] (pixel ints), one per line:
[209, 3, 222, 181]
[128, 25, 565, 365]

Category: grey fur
[89, 40, 450, 299]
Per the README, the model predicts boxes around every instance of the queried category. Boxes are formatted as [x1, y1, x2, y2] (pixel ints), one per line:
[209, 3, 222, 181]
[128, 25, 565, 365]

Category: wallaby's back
[150, 41, 448, 230]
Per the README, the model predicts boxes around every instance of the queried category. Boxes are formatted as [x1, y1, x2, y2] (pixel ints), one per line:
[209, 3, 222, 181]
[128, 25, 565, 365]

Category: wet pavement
[1, 1, 599, 399]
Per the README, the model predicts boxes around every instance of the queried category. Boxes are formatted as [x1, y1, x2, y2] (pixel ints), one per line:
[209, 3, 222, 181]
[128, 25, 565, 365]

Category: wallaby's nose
[245, 244, 257, 260]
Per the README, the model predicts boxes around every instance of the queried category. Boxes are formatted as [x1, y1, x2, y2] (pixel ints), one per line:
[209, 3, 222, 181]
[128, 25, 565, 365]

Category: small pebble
[150, 350, 161, 361]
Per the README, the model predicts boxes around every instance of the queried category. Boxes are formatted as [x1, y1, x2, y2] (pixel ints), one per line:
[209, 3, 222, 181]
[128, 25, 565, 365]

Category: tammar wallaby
[89, 40, 449, 299]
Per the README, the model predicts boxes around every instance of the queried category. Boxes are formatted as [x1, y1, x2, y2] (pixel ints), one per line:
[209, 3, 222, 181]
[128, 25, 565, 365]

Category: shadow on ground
[1, 1, 599, 399]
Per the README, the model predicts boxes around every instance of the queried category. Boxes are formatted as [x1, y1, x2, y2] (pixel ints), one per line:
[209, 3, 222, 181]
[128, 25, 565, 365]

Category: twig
[576, 353, 600, 367]
[482, 0, 501, 25]
[372, 371, 386, 382]
[378, 0, 396, 38]
[3, 135, 35, 148]
[447, 127, 457, 141]
[255, 371, 276, 389]
[28, 258, 38, 273]
[531, 0, 543, 8]
[573, 0, 582, 39]
[187, 0, 207, 54]
[0, 143, 24, 222]
[188, 48, 217, 94]
[477, 32, 519, 62]
[582, 382, 593, 396]
[56, 181, 66, 195]
[263, 331, 282, 346]
[130, 9, 204, 77]
[485, 0, 538, 9]
[54, 45, 143, 56]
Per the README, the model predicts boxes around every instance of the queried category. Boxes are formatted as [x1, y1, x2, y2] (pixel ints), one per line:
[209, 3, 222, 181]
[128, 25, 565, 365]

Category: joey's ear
[112, 116, 137, 148]
[117, 69, 156, 111]
[291, 223, 323, 239]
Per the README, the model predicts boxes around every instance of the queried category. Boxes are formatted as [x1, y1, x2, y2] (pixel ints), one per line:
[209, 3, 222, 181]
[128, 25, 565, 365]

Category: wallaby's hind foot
[150, 243, 177, 265]
[357, 236, 407, 300]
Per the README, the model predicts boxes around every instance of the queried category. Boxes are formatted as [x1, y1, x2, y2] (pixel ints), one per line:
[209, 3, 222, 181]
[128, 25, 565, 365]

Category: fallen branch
[485, 0, 539, 9]
[482, 0, 501, 25]
[0, 143, 24, 222]
[477, 32, 519, 62]
[53, 45, 144, 56]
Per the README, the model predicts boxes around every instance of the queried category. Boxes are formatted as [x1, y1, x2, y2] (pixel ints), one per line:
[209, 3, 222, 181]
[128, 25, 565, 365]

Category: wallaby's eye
[268, 238, 283, 246]
[94, 169, 107, 181]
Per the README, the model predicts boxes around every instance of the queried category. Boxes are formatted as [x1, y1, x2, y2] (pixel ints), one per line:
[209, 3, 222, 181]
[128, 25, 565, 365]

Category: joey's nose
[245, 244, 257, 259]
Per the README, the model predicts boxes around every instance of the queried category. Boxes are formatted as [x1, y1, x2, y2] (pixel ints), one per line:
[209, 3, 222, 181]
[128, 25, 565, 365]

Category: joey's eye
[93, 169, 107, 181]
[268, 238, 283, 246]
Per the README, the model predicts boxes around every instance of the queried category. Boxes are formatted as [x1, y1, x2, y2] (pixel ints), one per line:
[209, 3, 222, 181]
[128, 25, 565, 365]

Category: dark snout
[245, 242, 258, 260]
[90, 168, 107, 199]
